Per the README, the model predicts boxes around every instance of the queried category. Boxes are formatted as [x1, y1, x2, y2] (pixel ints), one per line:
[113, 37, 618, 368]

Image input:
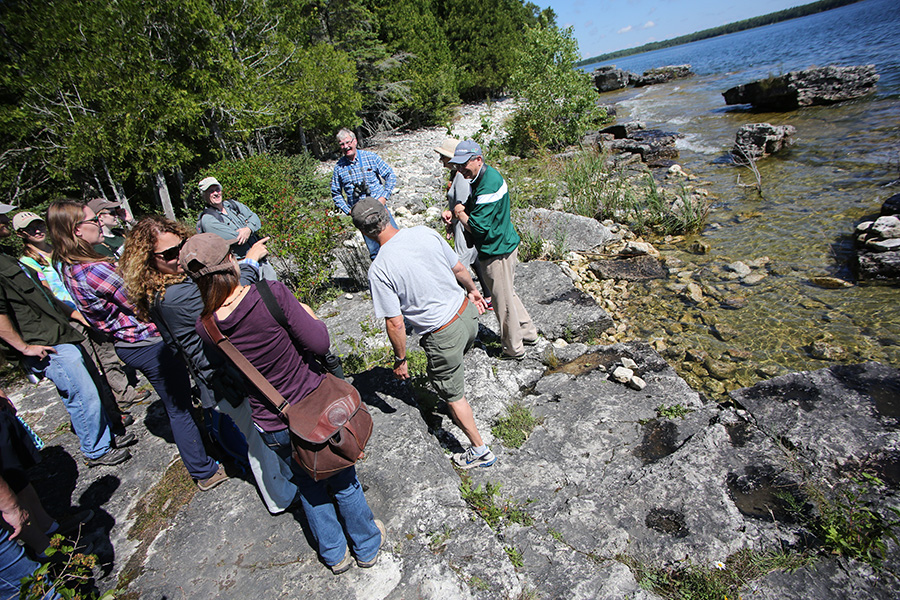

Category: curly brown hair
[119, 216, 194, 322]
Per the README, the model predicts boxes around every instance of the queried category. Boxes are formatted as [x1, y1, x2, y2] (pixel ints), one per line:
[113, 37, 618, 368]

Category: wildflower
[714, 561, 726, 570]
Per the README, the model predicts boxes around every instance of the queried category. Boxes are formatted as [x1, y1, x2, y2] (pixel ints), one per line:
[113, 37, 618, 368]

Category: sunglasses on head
[154, 239, 186, 262]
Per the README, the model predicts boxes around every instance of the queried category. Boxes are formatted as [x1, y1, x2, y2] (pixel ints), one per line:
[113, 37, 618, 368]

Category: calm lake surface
[582, 0, 900, 393]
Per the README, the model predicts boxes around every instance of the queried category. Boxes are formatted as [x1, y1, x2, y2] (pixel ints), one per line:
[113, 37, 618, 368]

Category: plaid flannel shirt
[61, 261, 158, 343]
[330, 149, 397, 214]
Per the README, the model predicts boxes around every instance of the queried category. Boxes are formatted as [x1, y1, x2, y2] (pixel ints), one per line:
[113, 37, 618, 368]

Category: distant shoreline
[576, 0, 864, 67]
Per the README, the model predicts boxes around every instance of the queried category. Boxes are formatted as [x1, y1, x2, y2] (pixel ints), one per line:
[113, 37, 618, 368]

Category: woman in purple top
[46, 200, 225, 491]
[186, 233, 384, 575]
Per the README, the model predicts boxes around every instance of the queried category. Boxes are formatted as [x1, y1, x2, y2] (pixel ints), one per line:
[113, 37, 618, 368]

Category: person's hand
[2, 505, 29, 541]
[377, 196, 388, 206]
[469, 291, 488, 315]
[453, 204, 466, 218]
[245, 236, 270, 263]
[236, 227, 252, 245]
[392, 360, 409, 380]
[21, 345, 55, 359]
[441, 210, 453, 225]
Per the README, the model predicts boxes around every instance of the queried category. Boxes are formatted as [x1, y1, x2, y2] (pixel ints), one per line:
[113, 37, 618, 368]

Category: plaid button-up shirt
[330, 149, 397, 214]
[62, 261, 158, 344]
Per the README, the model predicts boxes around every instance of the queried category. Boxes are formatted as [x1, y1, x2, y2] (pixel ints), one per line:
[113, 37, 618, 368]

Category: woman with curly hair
[118, 216, 298, 514]
[46, 199, 226, 491]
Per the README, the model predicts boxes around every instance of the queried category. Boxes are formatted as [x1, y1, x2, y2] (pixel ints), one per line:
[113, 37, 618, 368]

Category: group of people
[0, 128, 536, 586]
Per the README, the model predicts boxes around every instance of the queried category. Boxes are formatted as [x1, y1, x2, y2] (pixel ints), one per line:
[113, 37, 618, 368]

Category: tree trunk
[102, 158, 131, 214]
[154, 171, 175, 220]
[175, 166, 189, 212]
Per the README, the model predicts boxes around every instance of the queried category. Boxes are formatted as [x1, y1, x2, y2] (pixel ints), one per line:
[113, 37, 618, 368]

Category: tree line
[0, 0, 556, 215]
[577, 0, 865, 67]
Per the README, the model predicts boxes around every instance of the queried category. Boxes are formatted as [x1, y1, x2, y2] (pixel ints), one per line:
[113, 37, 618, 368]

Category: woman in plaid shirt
[47, 200, 227, 492]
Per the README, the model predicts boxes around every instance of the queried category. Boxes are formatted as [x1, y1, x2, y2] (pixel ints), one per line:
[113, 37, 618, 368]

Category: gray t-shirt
[369, 227, 465, 335]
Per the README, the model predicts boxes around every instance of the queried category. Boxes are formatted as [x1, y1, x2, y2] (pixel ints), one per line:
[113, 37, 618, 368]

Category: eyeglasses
[154, 239, 186, 262]
[78, 216, 102, 227]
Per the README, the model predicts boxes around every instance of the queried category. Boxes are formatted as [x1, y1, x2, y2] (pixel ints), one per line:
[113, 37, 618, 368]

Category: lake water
[581, 0, 900, 397]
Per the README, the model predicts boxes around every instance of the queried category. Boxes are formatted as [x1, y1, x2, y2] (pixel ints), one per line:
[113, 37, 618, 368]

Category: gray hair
[335, 128, 355, 143]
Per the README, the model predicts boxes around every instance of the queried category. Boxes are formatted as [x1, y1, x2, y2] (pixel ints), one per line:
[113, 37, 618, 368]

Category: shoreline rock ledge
[723, 65, 879, 110]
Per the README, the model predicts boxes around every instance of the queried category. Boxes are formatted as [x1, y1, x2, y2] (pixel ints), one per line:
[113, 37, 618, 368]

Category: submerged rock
[854, 198, 900, 280]
[723, 65, 879, 110]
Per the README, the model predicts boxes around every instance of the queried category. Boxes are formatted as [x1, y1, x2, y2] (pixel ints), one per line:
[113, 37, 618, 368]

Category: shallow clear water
[584, 0, 900, 390]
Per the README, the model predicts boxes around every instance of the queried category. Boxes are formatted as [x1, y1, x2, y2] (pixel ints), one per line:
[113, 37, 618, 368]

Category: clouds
[617, 25, 633, 34]
[642, 21, 656, 29]
[617, 20, 654, 35]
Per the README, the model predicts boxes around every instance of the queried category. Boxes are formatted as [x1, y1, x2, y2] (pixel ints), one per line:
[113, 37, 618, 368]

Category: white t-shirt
[368, 227, 465, 335]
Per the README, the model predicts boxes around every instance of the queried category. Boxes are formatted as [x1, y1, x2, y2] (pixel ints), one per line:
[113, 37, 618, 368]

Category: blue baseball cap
[447, 140, 483, 165]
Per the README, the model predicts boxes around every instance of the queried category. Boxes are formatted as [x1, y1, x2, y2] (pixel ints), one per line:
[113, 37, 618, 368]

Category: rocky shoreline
[8, 100, 900, 599]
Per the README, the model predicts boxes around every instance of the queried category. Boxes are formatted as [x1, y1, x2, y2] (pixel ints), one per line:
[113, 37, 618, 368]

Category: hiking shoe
[329, 548, 353, 575]
[523, 338, 538, 346]
[452, 447, 496, 469]
[485, 298, 494, 311]
[86, 448, 131, 467]
[113, 432, 136, 448]
[121, 414, 134, 427]
[119, 389, 151, 409]
[197, 464, 228, 492]
[357, 519, 386, 568]
[500, 351, 526, 361]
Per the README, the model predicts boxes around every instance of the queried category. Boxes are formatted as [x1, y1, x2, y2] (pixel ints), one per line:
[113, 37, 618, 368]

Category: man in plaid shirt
[331, 128, 399, 259]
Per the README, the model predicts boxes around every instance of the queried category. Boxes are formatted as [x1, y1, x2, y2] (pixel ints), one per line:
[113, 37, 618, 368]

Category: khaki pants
[482, 247, 537, 357]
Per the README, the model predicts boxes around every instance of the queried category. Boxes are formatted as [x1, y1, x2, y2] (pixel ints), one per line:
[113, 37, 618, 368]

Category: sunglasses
[154, 239, 185, 262]
[79, 216, 102, 227]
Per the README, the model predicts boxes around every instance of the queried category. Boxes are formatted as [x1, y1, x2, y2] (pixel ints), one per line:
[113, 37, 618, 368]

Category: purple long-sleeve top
[196, 281, 330, 432]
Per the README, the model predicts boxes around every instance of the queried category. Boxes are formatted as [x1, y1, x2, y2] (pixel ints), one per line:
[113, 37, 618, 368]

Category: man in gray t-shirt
[352, 198, 497, 470]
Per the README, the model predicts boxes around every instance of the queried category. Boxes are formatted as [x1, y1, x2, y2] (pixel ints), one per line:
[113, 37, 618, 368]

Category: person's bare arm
[384, 315, 408, 380]
[451, 261, 487, 314]
[0, 475, 29, 541]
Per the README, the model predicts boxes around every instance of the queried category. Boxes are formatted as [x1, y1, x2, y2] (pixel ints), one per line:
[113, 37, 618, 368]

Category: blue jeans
[25, 344, 111, 460]
[0, 536, 59, 599]
[116, 340, 217, 480]
[259, 427, 381, 566]
[363, 209, 398, 260]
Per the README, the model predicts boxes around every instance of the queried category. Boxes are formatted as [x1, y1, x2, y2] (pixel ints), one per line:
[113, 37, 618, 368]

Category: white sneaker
[452, 447, 496, 469]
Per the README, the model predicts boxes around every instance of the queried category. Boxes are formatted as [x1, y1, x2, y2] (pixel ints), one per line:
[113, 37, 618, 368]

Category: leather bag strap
[200, 315, 291, 415]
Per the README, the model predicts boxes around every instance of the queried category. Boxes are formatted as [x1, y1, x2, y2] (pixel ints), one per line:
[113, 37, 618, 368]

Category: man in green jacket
[451, 141, 537, 359]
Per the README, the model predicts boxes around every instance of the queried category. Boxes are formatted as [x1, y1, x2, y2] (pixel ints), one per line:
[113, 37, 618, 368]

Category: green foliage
[656, 404, 693, 420]
[190, 153, 345, 303]
[492, 403, 542, 448]
[791, 475, 900, 567]
[20, 535, 118, 599]
[505, 545, 524, 568]
[459, 478, 534, 530]
[516, 228, 545, 262]
[428, 526, 453, 552]
[506, 25, 607, 155]
[620, 548, 814, 600]
[561, 150, 708, 235]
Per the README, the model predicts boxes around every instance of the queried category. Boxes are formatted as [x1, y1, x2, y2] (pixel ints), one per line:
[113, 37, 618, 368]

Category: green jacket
[465, 164, 520, 259]
[0, 252, 82, 349]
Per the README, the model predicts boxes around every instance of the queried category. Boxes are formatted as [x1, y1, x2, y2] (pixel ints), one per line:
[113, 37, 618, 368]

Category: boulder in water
[723, 65, 879, 110]
[731, 123, 796, 162]
[592, 65, 636, 92]
[633, 64, 694, 87]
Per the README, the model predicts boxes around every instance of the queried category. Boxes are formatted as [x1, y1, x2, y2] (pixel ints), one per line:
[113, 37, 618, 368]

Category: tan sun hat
[12, 212, 43, 231]
[179, 233, 236, 278]
[434, 138, 460, 159]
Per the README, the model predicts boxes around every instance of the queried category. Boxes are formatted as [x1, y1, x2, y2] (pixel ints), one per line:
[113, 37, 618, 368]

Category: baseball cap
[350, 197, 388, 230]
[179, 233, 236, 278]
[87, 198, 121, 214]
[0, 203, 16, 215]
[434, 138, 460, 159]
[198, 177, 222, 194]
[447, 140, 483, 165]
[12, 212, 43, 231]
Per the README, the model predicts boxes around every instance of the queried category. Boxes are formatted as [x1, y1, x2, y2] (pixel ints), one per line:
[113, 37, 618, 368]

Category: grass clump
[656, 403, 693, 420]
[492, 403, 543, 448]
[620, 547, 814, 600]
[505, 545, 524, 568]
[785, 474, 900, 567]
[459, 478, 533, 530]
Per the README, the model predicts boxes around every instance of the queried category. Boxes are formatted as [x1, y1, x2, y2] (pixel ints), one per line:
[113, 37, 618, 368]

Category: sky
[547, 0, 811, 59]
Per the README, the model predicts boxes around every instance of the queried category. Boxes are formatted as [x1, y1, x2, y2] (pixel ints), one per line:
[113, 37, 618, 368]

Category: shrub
[189, 153, 350, 303]
[507, 25, 609, 155]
